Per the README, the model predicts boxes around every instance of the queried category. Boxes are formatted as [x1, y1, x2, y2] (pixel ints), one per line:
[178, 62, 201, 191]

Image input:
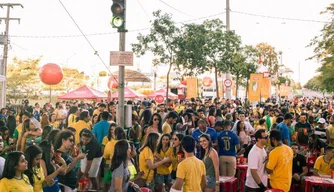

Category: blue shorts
[205, 175, 216, 189]
[154, 173, 172, 185]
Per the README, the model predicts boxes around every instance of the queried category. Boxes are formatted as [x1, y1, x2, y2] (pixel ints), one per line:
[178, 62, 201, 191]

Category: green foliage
[304, 75, 326, 92]
[132, 10, 181, 101]
[6, 57, 41, 98]
[177, 19, 242, 98]
[308, 3, 334, 92]
[256, 43, 279, 76]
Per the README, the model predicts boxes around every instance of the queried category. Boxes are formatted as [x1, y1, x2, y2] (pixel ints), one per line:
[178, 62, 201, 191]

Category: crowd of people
[0, 96, 333, 192]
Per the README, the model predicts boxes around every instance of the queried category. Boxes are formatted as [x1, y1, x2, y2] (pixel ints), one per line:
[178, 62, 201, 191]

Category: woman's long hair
[110, 140, 129, 172]
[39, 141, 55, 175]
[65, 106, 78, 128]
[157, 133, 171, 154]
[236, 121, 244, 136]
[6, 115, 16, 137]
[46, 129, 61, 146]
[173, 133, 184, 156]
[208, 107, 216, 117]
[54, 131, 74, 150]
[42, 125, 53, 141]
[114, 127, 126, 140]
[22, 119, 32, 136]
[2, 151, 24, 179]
[140, 132, 159, 153]
[24, 145, 43, 186]
[107, 123, 117, 141]
[0, 126, 10, 144]
[40, 113, 50, 131]
[148, 113, 162, 133]
[199, 134, 213, 159]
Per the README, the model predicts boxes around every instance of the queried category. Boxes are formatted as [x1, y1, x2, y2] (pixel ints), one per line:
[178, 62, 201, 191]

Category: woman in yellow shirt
[66, 106, 79, 128]
[103, 127, 126, 192]
[24, 145, 46, 192]
[155, 133, 173, 192]
[139, 132, 170, 188]
[0, 151, 34, 191]
[170, 132, 184, 180]
[49, 113, 60, 129]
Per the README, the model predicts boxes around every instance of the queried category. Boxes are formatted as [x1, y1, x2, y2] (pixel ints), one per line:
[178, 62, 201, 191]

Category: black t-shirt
[56, 150, 77, 189]
[295, 122, 312, 145]
[292, 153, 306, 174]
[309, 139, 327, 152]
[81, 137, 103, 160]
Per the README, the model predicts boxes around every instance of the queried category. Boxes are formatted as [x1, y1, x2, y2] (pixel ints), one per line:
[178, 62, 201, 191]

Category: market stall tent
[58, 85, 107, 100]
[111, 87, 146, 99]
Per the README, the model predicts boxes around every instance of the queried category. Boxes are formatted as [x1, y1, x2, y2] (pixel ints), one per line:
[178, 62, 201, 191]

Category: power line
[136, 0, 151, 21]
[157, 0, 196, 18]
[231, 10, 330, 24]
[10, 12, 225, 39]
[57, 0, 118, 83]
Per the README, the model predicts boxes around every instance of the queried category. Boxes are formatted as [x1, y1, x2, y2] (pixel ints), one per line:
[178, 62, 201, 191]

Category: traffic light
[111, 0, 126, 31]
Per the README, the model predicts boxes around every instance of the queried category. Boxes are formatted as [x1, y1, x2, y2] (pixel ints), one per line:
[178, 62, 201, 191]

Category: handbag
[134, 169, 151, 187]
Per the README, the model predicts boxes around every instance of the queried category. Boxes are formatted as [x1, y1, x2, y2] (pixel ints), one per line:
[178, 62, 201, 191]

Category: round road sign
[155, 95, 164, 104]
[224, 79, 232, 88]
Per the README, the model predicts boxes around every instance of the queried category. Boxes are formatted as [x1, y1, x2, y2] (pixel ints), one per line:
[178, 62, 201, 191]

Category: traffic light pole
[225, 0, 232, 100]
[118, 32, 125, 128]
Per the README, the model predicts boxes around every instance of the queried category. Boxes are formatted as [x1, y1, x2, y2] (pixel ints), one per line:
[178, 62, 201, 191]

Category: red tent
[148, 88, 178, 99]
[111, 87, 145, 99]
[58, 85, 107, 100]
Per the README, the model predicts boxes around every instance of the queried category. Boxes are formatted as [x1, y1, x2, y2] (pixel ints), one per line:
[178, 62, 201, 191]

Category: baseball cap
[317, 118, 326, 124]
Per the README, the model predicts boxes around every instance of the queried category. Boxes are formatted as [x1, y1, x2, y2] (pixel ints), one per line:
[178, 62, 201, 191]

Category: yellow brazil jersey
[176, 156, 206, 192]
[50, 121, 60, 129]
[139, 147, 155, 184]
[266, 145, 293, 192]
[33, 167, 45, 192]
[72, 120, 90, 145]
[156, 147, 172, 175]
[314, 156, 334, 176]
[103, 139, 118, 165]
[102, 136, 111, 147]
[162, 122, 172, 134]
[93, 109, 101, 117]
[68, 114, 77, 128]
[328, 125, 334, 147]
[0, 174, 34, 192]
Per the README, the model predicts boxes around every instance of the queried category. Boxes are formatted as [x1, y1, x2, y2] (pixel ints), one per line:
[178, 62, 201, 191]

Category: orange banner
[280, 85, 290, 97]
[218, 81, 223, 98]
[186, 78, 198, 99]
[248, 74, 262, 101]
[261, 78, 271, 99]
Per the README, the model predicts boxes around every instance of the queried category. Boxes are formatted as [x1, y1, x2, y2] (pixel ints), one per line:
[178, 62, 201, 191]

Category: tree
[307, 4, 334, 92]
[177, 19, 242, 98]
[256, 43, 279, 76]
[6, 57, 41, 99]
[132, 10, 181, 103]
[304, 75, 326, 92]
[231, 45, 259, 98]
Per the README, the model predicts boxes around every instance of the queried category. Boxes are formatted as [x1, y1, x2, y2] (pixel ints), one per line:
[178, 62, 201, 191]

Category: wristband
[258, 182, 266, 189]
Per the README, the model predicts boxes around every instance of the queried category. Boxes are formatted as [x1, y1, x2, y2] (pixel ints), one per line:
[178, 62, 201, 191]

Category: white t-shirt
[0, 156, 5, 178]
[245, 145, 268, 188]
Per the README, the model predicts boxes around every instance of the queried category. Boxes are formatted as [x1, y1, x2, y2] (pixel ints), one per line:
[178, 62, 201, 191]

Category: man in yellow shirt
[72, 111, 91, 144]
[162, 112, 178, 134]
[171, 136, 207, 192]
[266, 129, 293, 192]
[93, 103, 106, 117]
[314, 146, 334, 176]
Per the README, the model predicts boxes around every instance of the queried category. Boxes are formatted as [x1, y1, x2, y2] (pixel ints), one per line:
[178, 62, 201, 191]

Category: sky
[2, 0, 332, 86]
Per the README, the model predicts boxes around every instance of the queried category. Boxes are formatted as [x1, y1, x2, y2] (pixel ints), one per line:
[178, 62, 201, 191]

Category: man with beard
[266, 130, 293, 192]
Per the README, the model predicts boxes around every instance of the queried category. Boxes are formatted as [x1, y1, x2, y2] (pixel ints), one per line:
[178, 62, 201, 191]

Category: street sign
[155, 95, 164, 104]
[224, 79, 232, 88]
[110, 51, 133, 66]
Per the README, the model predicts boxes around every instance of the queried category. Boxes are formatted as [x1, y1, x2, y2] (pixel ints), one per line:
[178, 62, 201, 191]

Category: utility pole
[225, 0, 232, 100]
[118, 31, 125, 128]
[0, 3, 23, 108]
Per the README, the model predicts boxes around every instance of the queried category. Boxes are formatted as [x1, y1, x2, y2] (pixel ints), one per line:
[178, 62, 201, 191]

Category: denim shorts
[154, 173, 172, 185]
[205, 175, 216, 189]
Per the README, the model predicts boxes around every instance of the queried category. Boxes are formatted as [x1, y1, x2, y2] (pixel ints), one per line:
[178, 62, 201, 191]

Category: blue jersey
[218, 130, 240, 156]
[277, 122, 291, 146]
[192, 127, 217, 157]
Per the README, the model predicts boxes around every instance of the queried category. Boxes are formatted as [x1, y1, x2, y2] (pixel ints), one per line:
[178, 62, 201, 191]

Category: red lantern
[108, 76, 118, 89]
[39, 63, 63, 85]
[180, 80, 187, 86]
[202, 77, 213, 87]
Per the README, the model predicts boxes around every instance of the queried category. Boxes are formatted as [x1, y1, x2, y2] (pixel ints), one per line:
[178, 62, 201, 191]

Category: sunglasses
[172, 138, 178, 140]
[261, 136, 268, 139]
[153, 118, 159, 121]
[68, 139, 74, 143]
